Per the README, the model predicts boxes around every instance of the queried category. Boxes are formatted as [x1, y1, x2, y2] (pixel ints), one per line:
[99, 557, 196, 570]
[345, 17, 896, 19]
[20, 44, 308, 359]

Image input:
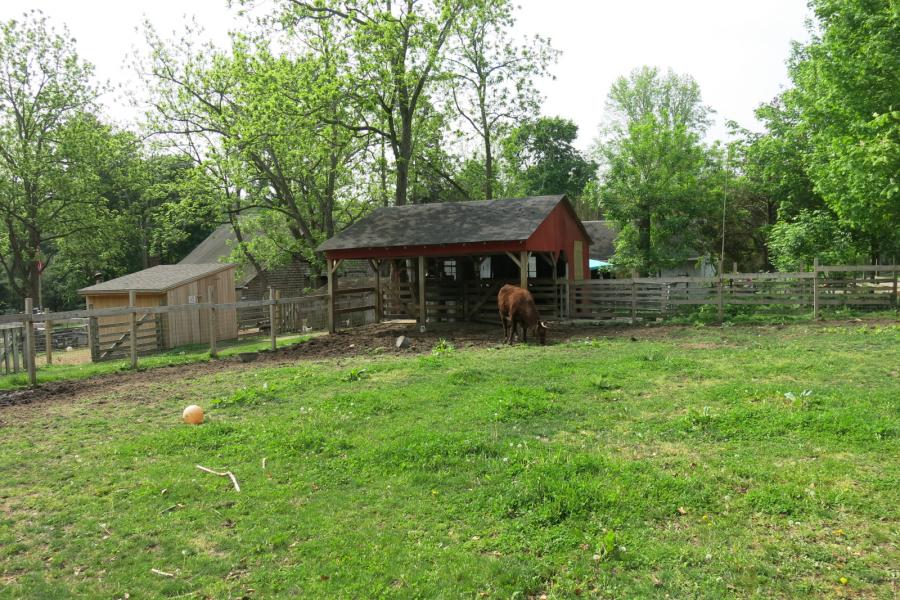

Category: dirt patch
[0, 317, 893, 413]
[0, 321, 616, 412]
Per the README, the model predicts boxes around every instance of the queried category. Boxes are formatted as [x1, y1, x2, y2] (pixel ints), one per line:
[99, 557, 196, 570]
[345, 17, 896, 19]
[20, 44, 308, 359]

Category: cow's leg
[499, 310, 509, 341]
[522, 323, 528, 344]
[507, 317, 517, 344]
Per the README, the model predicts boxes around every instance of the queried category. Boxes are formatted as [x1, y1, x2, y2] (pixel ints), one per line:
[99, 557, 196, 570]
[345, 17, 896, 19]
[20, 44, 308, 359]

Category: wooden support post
[733, 261, 738, 274]
[630, 270, 638, 323]
[418, 255, 426, 330]
[892, 257, 897, 308]
[551, 253, 559, 317]
[812, 257, 820, 320]
[128, 290, 138, 369]
[24, 297, 36, 386]
[717, 260, 725, 322]
[269, 287, 278, 351]
[207, 285, 217, 358]
[3, 330, 9, 373]
[87, 304, 99, 363]
[44, 310, 53, 366]
[12, 328, 20, 373]
[327, 259, 337, 333]
[370, 259, 383, 322]
[520, 250, 529, 289]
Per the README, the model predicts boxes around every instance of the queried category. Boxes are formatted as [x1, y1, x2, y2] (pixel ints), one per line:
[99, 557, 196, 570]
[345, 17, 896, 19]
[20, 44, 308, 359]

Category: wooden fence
[382, 278, 565, 323]
[567, 263, 898, 321]
[0, 289, 375, 386]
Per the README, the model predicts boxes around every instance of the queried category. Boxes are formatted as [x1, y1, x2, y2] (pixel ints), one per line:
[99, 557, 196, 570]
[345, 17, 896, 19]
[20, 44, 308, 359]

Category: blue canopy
[589, 259, 612, 270]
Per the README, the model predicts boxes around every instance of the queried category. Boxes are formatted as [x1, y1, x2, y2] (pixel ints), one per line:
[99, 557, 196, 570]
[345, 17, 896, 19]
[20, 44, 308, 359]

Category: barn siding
[526, 202, 591, 279]
[165, 269, 237, 347]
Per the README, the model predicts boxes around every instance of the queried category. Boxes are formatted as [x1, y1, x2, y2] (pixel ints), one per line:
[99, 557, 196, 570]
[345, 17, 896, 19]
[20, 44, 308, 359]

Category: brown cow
[497, 284, 548, 345]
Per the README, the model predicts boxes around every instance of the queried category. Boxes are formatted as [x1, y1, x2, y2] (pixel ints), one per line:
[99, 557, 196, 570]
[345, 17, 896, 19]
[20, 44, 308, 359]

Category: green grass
[0, 334, 310, 391]
[1, 322, 898, 598]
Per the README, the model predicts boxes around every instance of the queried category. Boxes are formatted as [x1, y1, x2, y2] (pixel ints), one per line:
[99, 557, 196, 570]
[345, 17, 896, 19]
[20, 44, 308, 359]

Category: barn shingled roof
[180, 223, 258, 287]
[317, 195, 588, 252]
[78, 263, 235, 294]
[581, 220, 619, 260]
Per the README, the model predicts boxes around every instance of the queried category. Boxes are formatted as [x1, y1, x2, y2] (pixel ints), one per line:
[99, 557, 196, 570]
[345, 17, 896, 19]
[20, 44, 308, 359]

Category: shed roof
[180, 223, 258, 286]
[581, 220, 618, 260]
[317, 195, 583, 253]
[79, 263, 235, 294]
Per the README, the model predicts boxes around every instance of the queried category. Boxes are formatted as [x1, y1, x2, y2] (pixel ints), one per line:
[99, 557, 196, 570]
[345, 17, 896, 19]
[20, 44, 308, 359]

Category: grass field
[1, 322, 898, 598]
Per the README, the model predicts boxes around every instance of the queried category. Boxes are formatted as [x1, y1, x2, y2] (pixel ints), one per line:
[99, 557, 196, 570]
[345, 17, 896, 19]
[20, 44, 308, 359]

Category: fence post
[44, 309, 53, 366]
[12, 328, 20, 372]
[269, 287, 277, 351]
[87, 303, 99, 362]
[372, 260, 383, 323]
[418, 256, 426, 330]
[23, 297, 36, 387]
[2, 330, 9, 373]
[892, 257, 897, 308]
[128, 290, 138, 369]
[717, 260, 725, 323]
[630, 269, 637, 323]
[327, 260, 336, 333]
[812, 257, 820, 320]
[155, 310, 165, 352]
[207, 285, 218, 358]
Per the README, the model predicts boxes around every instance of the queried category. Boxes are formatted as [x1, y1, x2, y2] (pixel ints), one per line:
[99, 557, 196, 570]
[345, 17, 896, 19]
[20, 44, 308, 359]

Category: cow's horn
[540, 321, 549, 328]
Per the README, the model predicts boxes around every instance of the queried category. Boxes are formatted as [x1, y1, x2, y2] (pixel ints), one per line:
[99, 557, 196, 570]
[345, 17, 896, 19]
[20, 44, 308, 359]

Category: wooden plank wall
[165, 270, 238, 347]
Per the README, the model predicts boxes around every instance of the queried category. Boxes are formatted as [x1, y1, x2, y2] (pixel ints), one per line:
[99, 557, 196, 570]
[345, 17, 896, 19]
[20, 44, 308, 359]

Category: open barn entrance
[376, 253, 569, 325]
[317, 196, 592, 332]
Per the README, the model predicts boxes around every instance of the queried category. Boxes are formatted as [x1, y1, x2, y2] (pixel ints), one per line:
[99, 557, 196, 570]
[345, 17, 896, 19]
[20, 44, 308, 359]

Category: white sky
[0, 0, 812, 149]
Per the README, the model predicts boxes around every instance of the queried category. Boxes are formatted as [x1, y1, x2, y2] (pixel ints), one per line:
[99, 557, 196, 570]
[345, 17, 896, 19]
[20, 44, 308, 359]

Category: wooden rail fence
[2, 263, 894, 387]
[1, 290, 376, 387]
[566, 263, 898, 321]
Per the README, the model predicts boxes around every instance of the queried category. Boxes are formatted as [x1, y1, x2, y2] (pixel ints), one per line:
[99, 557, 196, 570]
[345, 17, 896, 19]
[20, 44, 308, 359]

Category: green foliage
[768, 209, 862, 271]
[596, 67, 715, 274]
[783, 0, 900, 261]
[448, 0, 557, 199]
[431, 338, 456, 355]
[0, 13, 104, 301]
[501, 116, 597, 199]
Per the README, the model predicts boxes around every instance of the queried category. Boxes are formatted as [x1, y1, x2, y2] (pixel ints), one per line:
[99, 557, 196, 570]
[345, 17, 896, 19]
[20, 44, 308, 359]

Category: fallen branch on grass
[196, 465, 241, 492]
[151, 568, 175, 577]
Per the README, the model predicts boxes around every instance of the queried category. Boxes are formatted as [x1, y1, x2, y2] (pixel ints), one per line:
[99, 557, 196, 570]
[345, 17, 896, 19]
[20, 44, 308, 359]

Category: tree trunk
[395, 116, 413, 206]
[484, 128, 494, 200]
[637, 209, 652, 275]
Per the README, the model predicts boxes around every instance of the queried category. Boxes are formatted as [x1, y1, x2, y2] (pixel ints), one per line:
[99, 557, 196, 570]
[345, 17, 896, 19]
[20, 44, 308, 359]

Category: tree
[279, 0, 480, 206]
[596, 67, 713, 274]
[768, 209, 862, 271]
[0, 12, 111, 304]
[786, 0, 899, 262]
[501, 116, 596, 200]
[448, 0, 556, 199]
[141, 23, 365, 274]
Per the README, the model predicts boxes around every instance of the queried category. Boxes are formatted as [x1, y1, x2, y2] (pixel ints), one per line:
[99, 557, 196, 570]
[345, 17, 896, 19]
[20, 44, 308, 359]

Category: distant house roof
[180, 223, 257, 286]
[79, 264, 235, 294]
[318, 195, 588, 253]
[581, 220, 618, 260]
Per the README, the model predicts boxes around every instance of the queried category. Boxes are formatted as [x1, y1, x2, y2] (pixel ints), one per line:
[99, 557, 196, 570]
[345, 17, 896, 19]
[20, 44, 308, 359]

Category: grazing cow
[497, 284, 548, 345]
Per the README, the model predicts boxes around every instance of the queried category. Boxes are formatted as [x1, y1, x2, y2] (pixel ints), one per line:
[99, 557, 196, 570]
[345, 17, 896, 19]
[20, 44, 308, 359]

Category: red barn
[317, 195, 592, 331]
